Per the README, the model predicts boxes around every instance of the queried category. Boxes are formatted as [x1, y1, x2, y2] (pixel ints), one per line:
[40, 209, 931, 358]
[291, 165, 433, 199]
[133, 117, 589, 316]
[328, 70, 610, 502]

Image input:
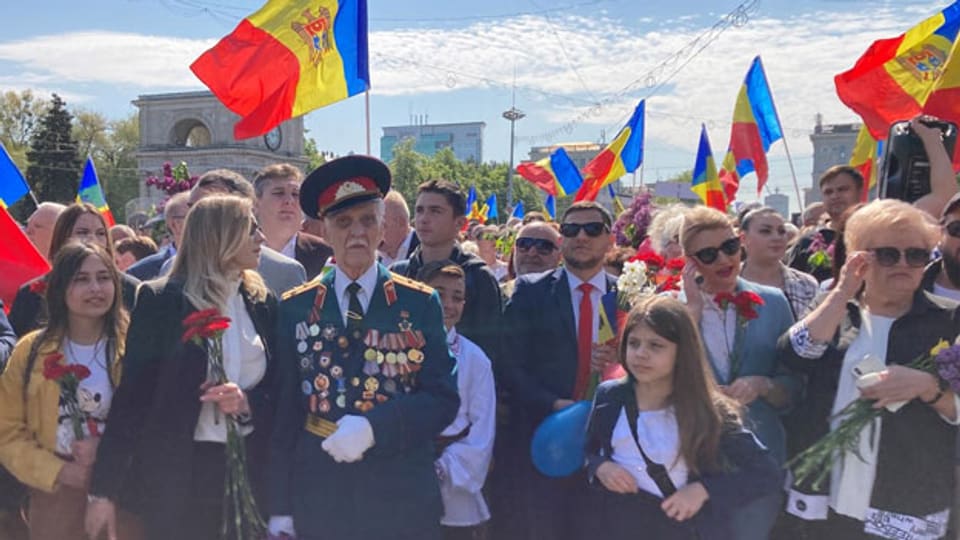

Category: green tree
[96, 114, 140, 223]
[304, 137, 327, 171]
[72, 109, 109, 160]
[388, 138, 427, 203]
[26, 93, 81, 205]
[0, 89, 48, 169]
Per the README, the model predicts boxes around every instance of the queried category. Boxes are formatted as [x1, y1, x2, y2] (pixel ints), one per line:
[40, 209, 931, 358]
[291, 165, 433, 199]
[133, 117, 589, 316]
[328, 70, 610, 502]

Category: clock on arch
[264, 127, 282, 151]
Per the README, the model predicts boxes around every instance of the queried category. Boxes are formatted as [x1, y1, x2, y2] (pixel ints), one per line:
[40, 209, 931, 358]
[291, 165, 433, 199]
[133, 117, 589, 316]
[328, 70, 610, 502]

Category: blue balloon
[530, 400, 593, 477]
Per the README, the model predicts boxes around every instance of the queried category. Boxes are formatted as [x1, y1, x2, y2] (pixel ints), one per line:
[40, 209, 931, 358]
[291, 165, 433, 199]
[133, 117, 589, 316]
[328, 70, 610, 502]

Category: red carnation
[633, 251, 665, 270]
[28, 279, 47, 296]
[665, 258, 686, 272]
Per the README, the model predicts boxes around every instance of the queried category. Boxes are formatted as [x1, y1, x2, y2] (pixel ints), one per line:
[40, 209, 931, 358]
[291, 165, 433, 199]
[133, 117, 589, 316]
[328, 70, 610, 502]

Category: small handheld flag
[77, 158, 116, 227]
[575, 100, 645, 201]
[511, 200, 525, 219]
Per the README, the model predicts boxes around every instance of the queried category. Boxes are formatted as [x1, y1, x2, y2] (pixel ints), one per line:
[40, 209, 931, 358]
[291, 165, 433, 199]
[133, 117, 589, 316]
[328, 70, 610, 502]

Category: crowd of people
[1, 116, 960, 540]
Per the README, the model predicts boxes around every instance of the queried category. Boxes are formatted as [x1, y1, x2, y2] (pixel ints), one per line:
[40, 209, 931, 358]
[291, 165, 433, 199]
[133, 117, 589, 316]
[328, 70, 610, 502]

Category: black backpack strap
[625, 399, 678, 498]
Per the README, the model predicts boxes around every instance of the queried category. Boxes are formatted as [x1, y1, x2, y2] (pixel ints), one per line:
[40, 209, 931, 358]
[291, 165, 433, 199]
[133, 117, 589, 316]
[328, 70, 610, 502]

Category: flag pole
[757, 56, 804, 211]
[365, 90, 371, 156]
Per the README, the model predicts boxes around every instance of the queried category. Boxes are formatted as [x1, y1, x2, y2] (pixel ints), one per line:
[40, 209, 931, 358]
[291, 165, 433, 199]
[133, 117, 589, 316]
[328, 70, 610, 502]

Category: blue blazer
[682, 278, 797, 465]
[502, 268, 617, 427]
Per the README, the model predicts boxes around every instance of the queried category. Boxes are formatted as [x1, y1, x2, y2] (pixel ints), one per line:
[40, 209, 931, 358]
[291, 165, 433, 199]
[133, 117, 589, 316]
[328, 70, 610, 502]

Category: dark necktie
[346, 282, 364, 332]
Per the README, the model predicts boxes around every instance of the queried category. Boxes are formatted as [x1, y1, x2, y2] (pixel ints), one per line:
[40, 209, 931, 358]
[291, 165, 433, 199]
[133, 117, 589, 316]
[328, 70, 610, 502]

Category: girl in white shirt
[582, 295, 781, 540]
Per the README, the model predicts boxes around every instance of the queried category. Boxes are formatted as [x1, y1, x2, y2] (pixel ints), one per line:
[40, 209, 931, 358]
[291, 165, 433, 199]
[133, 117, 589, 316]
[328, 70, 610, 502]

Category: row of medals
[295, 319, 427, 414]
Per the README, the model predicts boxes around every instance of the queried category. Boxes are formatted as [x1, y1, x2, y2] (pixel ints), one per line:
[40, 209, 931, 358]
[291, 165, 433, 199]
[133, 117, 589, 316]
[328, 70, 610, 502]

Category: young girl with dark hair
[0, 242, 139, 540]
[582, 296, 781, 540]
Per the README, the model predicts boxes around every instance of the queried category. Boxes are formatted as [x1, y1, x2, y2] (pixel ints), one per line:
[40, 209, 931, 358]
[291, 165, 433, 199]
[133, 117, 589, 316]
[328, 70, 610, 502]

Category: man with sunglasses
[513, 221, 562, 277]
[922, 192, 960, 301]
[501, 201, 620, 540]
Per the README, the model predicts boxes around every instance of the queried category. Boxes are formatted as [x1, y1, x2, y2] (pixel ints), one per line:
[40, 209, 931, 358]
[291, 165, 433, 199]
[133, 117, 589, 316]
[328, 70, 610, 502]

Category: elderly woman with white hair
[647, 204, 688, 260]
[778, 199, 960, 540]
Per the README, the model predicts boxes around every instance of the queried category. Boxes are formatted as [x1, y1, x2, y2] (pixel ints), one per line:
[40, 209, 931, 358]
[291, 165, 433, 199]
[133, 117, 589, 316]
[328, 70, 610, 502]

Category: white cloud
[0, 32, 214, 88]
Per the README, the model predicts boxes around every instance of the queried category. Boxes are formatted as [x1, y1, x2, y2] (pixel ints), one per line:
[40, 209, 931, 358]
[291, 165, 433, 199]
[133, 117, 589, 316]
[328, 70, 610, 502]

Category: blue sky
[1, 0, 954, 213]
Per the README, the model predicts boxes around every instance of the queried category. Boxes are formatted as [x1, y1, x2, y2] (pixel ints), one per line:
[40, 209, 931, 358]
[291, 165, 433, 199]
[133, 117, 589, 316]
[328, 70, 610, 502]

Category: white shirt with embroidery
[437, 327, 496, 527]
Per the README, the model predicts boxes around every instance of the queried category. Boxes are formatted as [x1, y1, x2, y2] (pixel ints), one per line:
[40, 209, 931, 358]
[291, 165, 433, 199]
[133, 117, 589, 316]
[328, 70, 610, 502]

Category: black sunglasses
[946, 221, 960, 239]
[870, 246, 930, 268]
[693, 237, 741, 265]
[560, 222, 608, 238]
[516, 237, 557, 255]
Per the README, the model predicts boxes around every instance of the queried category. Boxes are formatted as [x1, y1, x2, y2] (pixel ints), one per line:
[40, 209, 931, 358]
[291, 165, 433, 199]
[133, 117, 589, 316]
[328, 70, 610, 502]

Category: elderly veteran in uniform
[267, 156, 460, 540]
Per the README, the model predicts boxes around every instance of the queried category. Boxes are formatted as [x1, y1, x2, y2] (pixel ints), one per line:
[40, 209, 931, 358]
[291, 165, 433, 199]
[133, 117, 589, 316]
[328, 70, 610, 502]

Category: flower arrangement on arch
[182, 308, 265, 540]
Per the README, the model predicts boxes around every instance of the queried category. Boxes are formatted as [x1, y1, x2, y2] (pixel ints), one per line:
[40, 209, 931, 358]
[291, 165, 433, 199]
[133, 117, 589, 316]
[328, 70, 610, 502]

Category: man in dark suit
[126, 192, 189, 281]
[254, 163, 333, 280]
[268, 156, 459, 540]
[390, 180, 501, 362]
[501, 200, 619, 540]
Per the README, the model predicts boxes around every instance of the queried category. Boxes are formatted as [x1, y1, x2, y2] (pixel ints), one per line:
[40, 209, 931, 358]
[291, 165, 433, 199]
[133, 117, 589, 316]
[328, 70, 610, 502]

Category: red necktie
[573, 283, 593, 400]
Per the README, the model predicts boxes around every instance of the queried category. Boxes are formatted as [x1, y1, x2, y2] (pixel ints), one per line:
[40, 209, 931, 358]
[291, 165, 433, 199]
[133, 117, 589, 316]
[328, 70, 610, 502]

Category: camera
[879, 119, 957, 203]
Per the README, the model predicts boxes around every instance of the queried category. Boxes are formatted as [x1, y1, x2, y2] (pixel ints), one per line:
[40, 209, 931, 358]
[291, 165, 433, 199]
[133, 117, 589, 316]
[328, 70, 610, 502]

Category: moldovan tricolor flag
[718, 56, 783, 202]
[191, 0, 370, 139]
[836, 1, 960, 139]
[77, 158, 115, 227]
[922, 34, 960, 171]
[515, 147, 584, 197]
[691, 125, 726, 211]
[575, 100, 644, 202]
[0, 142, 30, 209]
[0, 207, 49, 311]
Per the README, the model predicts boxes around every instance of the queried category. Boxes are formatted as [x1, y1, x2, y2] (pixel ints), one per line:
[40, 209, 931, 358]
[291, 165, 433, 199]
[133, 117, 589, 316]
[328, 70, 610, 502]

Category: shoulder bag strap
[625, 399, 678, 498]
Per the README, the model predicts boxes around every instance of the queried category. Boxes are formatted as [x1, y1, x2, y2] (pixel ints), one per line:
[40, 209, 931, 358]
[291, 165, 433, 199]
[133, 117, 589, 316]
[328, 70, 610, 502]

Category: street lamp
[502, 106, 525, 210]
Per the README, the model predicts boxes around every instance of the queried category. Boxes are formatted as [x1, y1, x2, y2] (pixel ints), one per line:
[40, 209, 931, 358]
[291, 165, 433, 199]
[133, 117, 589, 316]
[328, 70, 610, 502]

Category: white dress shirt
[609, 405, 689, 497]
[280, 233, 298, 259]
[194, 287, 266, 442]
[566, 269, 608, 344]
[333, 264, 379, 327]
[437, 327, 496, 527]
[699, 292, 738, 382]
[378, 228, 414, 267]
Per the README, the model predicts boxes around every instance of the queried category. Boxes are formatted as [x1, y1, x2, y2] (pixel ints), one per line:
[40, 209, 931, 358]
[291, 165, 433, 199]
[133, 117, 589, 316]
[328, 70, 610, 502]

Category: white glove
[268, 516, 296, 537]
[321, 415, 375, 463]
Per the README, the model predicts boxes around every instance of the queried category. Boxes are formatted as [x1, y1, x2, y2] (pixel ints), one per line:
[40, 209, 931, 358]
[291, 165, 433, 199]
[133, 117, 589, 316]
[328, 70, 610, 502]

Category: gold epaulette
[389, 272, 435, 295]
[281, 276, 326, 301]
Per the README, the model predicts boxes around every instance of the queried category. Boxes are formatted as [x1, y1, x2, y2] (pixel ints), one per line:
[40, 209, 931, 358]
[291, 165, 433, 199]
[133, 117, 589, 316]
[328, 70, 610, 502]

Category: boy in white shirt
[419, 261, 497, 540]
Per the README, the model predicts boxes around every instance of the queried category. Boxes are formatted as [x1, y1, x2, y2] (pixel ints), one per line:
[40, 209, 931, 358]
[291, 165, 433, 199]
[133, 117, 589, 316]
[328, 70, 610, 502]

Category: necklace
[66, 337, 107, 371]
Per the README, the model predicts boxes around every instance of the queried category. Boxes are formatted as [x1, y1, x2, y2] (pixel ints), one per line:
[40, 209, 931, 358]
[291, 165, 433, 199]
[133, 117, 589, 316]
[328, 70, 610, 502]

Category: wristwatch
[923, 377, 949, 405]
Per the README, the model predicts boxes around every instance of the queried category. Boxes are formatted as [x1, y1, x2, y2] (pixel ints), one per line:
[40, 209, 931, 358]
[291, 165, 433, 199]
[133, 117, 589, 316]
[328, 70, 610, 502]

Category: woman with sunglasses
[778, 199, 959, 539]
[677, 205, 797, 540]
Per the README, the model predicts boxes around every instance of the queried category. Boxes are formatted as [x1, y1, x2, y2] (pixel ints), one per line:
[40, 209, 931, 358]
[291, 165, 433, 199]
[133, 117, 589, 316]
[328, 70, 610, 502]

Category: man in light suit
[501, 201, 620, 540]
[160, 169, 306, 295]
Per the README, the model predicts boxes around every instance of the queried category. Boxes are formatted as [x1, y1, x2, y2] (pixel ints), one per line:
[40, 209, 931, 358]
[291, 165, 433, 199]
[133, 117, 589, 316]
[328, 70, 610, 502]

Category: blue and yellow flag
[77, 158, 115, 226]
[0, 143, 30, 208]
[545, 194, 556, 220]
[511, 200, 525, 219]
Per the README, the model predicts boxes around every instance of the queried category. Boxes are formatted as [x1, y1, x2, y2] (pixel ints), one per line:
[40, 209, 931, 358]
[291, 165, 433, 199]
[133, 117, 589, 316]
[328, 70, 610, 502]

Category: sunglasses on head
[516, 237, 557, 255]
[870, 246, 930, 268]
[946, 221, 960, 239]
[693, 237, 741, 265]
[560, 222, 608, 238]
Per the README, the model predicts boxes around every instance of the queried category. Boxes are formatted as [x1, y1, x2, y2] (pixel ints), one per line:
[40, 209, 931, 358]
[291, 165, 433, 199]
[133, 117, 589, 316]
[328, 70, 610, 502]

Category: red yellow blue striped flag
[836, 1, 960, 139]
[516, 147, 583, 197]
[191, 0, 370, 139]
[848, 126, 882, 201]
[77, 157, 116, 227]
[692, 125, 726, 211]
[718, 57, 783, 202]
[575, 100, 645, 202]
